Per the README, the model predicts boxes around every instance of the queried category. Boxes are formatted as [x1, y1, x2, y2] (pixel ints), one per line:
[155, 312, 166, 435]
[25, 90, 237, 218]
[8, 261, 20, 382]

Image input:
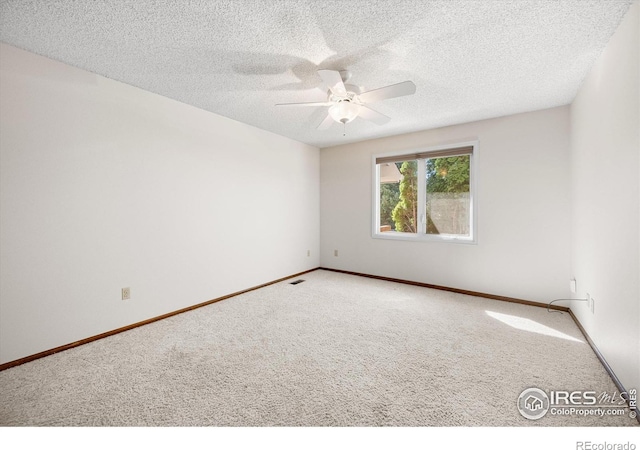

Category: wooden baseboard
[567, 309, 640, 424]
[319, 267, 569, 311]
[567, 310, 626, 391]
[0, 267, 320, 372]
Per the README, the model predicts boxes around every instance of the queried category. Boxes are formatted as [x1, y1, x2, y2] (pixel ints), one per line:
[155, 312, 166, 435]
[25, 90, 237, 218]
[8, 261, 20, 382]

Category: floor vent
[290, 279, 305, 285]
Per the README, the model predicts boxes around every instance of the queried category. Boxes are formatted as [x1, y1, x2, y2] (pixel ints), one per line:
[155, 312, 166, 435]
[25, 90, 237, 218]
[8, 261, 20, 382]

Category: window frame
[372, 141, 478, 244]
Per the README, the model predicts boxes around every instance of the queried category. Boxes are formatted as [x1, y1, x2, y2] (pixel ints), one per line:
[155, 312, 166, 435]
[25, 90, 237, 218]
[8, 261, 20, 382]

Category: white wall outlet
[122, 287, 131, 300]
[570, 278, 577, 293]
[585, 293, 595, 313]
[307, 249, 310, 257]
[334, 250, 338, 257]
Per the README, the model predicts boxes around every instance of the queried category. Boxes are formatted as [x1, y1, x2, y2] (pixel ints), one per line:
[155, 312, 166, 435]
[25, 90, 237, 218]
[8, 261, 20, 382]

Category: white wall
[570, 2, 639, 392]
[0, 43, 320, 364]
[320, 106, 572, 303]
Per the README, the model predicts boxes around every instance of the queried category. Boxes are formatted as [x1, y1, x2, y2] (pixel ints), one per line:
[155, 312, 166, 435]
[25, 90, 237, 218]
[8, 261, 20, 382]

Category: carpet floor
[0, 269, 636, 426]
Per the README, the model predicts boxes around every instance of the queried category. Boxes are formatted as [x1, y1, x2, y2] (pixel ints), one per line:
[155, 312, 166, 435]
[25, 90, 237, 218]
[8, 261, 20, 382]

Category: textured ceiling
[0, 0, 633, 148]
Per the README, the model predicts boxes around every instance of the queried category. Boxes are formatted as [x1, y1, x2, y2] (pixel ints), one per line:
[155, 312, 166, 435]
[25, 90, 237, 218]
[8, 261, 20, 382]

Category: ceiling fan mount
[276, 69, 416, 132]
[328, 90, 357, 103]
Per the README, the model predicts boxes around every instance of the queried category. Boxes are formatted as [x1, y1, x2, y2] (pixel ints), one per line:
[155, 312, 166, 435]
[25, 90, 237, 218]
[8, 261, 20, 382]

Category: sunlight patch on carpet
[485, 311, 584, 343]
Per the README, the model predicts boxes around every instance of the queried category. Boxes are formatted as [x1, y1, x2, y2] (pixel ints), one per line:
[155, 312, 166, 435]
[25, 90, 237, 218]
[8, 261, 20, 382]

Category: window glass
[379, 160, 417, 234]
[425, 155, 471, 237]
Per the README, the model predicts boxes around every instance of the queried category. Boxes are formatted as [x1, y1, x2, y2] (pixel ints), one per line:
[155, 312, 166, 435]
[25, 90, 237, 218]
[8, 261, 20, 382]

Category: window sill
[372, 231, 477, 245]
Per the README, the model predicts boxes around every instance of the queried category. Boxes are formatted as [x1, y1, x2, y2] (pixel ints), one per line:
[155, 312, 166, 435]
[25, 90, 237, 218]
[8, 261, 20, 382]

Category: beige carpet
[0, 269, 636, 426]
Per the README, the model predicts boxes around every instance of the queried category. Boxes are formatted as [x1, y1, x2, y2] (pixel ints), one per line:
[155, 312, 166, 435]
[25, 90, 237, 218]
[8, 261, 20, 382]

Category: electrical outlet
[307, 249, 310, 257]
[122, 287, 130, 300]
[585, 293, 595, 313]
[570, 278, 577, 293]
[334, 250, 339, 257]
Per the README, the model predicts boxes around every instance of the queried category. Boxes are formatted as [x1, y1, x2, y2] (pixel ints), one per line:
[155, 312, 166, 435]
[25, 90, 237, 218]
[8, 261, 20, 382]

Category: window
[373, 142, 476, 243]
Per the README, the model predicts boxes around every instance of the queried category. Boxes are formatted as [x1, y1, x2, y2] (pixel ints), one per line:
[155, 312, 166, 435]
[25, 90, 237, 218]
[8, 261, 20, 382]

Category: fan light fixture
[328, 100, 360, 124]
[275, 69, 416, 135]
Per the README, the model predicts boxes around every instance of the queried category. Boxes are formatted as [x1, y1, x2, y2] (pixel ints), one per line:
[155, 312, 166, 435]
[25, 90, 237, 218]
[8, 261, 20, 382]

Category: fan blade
[318, 69, 347, 97]
[317, 114, 334, 130]
[358, 105, 391, 125]
[358, 81, 416, 103]
[275, 101, 332, 107]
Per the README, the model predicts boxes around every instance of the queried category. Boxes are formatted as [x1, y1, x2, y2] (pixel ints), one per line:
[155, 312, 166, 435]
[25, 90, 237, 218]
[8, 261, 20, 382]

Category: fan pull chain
[343, 122, 346, 137]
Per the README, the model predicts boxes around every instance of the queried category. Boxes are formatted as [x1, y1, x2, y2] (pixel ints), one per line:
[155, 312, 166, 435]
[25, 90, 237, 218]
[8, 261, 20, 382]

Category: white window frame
[372, 140, 478, 244]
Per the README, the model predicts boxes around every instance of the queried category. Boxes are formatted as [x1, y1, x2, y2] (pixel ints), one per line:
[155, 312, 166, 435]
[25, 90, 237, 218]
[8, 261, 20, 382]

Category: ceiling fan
[276, 69, 416, 133]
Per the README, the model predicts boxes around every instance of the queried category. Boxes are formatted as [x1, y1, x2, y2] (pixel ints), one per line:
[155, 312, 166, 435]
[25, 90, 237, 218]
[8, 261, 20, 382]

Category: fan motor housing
[328, 85, 361, 103]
